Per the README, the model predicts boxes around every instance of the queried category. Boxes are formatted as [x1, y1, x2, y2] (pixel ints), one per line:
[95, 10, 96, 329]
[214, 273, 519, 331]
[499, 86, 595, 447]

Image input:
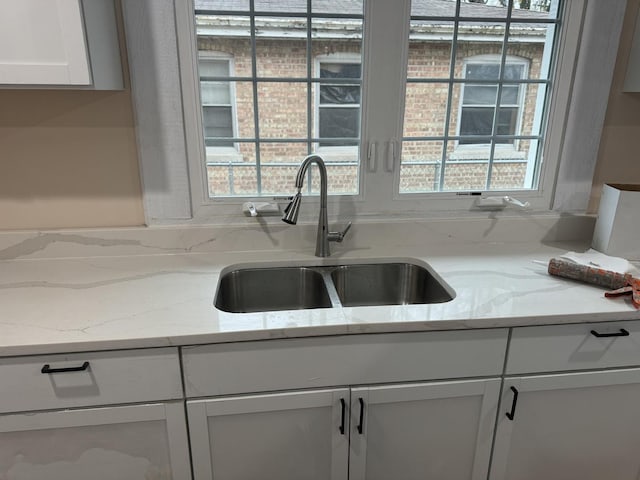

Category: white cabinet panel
[0, 401, 191, 480]
[0, 0, 123, 88]
[0, 348, 183, 413]
[491, 368, 640, 480]
[349, 379, 501, 480]
[188, 389, 349, 480]
[507, 320, 640, 374]
[183, 329, 508, 397]
[0, 0, 90, 85]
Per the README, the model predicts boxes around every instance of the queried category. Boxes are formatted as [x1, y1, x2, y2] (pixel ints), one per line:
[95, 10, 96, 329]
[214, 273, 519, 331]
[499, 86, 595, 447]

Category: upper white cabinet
[0, 0, 123, 89]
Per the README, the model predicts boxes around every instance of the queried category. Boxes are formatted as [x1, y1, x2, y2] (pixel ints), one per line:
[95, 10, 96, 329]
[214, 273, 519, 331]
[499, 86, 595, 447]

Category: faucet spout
[281, 154, 336, 257]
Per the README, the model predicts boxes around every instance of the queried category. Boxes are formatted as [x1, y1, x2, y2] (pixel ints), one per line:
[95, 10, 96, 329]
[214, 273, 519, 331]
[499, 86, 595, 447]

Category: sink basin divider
[318, 269, 343, 308]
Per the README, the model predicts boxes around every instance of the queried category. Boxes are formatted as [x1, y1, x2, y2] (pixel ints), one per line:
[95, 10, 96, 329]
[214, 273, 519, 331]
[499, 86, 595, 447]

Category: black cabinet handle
[590, 328, 630, 338]
[41, 361, 90, 374]
[339, 398, 346, 434]
[357, 397, 364, 434]
[506, 386, 519, 421]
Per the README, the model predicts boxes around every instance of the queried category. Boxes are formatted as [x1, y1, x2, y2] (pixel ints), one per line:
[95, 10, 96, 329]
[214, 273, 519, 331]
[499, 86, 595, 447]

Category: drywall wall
[0, 88, 144, 230]
[590, 0, 640, 213]
[0, 4, 144, 231]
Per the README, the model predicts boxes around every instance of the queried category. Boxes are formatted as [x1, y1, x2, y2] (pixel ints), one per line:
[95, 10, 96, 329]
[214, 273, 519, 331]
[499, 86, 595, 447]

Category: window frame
[122, 0, 627, 224]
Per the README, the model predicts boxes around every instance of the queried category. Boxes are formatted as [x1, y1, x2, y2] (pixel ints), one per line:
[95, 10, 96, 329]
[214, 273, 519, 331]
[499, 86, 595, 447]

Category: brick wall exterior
[198, 35, 543, 196]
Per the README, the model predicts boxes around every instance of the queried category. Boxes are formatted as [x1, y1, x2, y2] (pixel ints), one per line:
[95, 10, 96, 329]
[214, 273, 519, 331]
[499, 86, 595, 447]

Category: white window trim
[121, 0, 627, 225]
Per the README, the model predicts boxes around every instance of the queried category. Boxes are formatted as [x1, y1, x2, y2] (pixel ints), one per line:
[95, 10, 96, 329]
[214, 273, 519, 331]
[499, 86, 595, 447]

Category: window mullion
[360, 0, 411, 214]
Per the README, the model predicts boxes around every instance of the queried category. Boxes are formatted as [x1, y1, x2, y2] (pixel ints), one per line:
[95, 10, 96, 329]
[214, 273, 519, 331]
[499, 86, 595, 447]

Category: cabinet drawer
[182, 329, 509, 397]
[0, 348, 183, 413]
[507, 321, 640, 374]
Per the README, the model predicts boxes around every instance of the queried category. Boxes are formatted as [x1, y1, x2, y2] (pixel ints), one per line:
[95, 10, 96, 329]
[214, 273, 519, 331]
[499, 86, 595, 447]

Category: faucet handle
[328, 221, 352, 243]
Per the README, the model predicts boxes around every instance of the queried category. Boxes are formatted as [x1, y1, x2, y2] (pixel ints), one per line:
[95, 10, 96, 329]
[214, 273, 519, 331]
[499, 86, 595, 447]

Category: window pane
[408, 21, 453, 80]
[460, 107, 494, 139]
[403, 82, 448, 137]
[197, 0, 249, 12]
[203, 106, 233, 146]
[507, 23, 553, 81]
[312, 0, 362, 16]
[201, 81, 231, 104]
[463, 85, 498, 106]
[206, 143, 257, 197]
[319, 107, 359, 144]
[319, 85, 360, 105]
[255, 17, 308, 78]
[500, 85, 519, 105]
[466, 63, 501, 81]
[257, 82, 308, 138]
[320, 63, 361, 79]
[400, 140, 444, 193]
[443, 159, 488, 191]
[256, 0, 306, 13]
[199, 59, 229, 77]
[496, 107, 518, 138]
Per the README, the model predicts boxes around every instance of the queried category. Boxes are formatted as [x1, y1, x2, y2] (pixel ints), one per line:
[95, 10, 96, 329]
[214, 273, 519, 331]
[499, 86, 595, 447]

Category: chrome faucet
[282, 154, 351, 257]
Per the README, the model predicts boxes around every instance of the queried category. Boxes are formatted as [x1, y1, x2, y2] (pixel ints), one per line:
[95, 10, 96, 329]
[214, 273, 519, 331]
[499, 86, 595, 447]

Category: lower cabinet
[187, 378, 501, 480]
[490, 368, 640, 480]
[0, 401, 191, 480]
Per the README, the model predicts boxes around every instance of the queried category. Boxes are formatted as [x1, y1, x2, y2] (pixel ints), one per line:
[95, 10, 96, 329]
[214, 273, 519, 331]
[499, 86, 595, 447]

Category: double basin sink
[215, 259, 455, 313]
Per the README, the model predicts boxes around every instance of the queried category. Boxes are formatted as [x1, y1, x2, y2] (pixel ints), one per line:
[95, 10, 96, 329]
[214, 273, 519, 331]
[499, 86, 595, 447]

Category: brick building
[194, 0, 549, 196]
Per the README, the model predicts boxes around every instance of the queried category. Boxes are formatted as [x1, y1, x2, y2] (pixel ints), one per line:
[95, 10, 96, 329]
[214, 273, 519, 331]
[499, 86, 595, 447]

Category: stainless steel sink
[214, 267, 333, 313]
[330, 263, 454, 307]
[215, 260, 454, 313]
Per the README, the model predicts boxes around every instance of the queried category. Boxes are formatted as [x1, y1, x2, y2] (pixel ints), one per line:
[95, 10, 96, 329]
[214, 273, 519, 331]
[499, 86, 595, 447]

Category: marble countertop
[2, 217, 639, 358]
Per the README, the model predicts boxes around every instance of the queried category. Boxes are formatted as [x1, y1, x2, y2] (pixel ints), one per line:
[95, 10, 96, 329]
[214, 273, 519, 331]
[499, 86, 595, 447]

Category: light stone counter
[1, 215, 638, 357]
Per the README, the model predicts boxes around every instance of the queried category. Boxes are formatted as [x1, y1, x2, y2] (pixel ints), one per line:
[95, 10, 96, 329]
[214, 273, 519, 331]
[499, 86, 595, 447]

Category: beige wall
[590, 0, 640, 212]
[0, 4, 143, 232]
[0, 88, 144, 231]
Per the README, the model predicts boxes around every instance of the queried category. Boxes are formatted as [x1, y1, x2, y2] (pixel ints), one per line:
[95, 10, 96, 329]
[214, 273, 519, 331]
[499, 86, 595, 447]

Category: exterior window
[459, 60, 527, 145]
[318, 62, 362, 147]
[194, 5, 363, 198]
[185, 0, 571, 213]
[199, 57, 235, 148]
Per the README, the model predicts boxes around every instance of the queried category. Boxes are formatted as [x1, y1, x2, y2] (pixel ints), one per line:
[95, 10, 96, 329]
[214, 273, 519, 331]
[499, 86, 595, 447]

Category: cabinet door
[349, 378, 501, 480]
[188, 388, 350, 480]
[491, 368, 640, 480]
[0, 0, 90, 85]
[0, 401, 191, 479]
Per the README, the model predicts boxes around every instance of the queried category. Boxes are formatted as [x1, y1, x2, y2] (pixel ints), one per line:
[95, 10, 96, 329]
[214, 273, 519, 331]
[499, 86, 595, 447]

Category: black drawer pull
[506, 386, 519, 421]
[590, 328, 630, 338]
[339, 398, 346, 435]
[357, 397, 365, 434]
[41, 361, 90, 374]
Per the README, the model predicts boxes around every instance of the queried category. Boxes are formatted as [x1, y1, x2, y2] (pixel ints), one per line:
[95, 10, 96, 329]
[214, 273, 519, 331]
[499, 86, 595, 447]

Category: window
[317, 60, 362, 148]
[147, 0, 624, 221]
[199, 56, 235, 148]
[459, 57, 527, 145]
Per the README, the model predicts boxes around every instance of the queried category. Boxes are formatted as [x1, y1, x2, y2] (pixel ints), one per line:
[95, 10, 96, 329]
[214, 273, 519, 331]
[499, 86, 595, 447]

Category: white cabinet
[350, 379, 501, 480]
[0, 347, 190, 479]
[188, 389, 350, 480]
[187, 379, 501, 480]
[0, 402, 191, 480]
[490, 368, 640, 480]
[0, 0, 123, 89]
